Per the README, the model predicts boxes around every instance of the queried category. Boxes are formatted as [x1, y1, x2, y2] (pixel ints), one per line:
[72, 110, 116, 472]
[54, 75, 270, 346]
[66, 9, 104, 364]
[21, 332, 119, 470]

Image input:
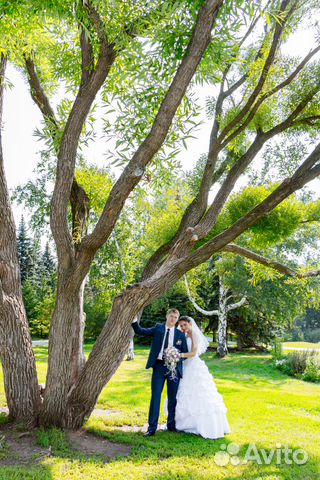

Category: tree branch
[80, 0, 224, 254]
[226, 295, 247, 312]
[222, 243, 320, 278]
[164, 2, 316, 251]
[24, 56, 92, 247]
[184, 275, 219, 316]
[144, 142, 320, 294]
[79, 25, 94, 86]
[70, 179, 90, 245]
[217, 0, 292, 144]
[196, 86, 320, 239]
[220, 44, 320, 150]
[189, 143, 320, 266]
[174, 6, 269, 234]
[50, 1, 116, 264]
[24, 55, 58, 135]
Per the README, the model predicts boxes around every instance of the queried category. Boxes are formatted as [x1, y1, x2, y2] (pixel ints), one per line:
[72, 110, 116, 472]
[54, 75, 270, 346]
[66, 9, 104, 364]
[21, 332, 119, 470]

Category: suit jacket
[132, 321, 188, 377]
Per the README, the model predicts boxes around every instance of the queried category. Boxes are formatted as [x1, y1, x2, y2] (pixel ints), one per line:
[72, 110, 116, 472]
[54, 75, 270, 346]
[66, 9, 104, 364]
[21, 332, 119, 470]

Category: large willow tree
[0, 0, 320, 428]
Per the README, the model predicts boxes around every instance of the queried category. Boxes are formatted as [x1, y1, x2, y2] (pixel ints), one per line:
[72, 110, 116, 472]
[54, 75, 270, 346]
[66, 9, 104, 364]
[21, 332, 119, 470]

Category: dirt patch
[0, 412, 131, 466]
[0, 430, 51, 466]
[67, 429, 132, 458]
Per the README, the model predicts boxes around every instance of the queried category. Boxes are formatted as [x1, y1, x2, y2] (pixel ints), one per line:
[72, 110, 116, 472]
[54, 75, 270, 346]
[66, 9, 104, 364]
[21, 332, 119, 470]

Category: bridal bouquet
[163, 346, 181, 381]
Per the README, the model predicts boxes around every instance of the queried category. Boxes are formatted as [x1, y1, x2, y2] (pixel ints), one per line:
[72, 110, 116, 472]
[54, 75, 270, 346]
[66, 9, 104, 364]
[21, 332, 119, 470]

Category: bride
[166, 315, 231, 439]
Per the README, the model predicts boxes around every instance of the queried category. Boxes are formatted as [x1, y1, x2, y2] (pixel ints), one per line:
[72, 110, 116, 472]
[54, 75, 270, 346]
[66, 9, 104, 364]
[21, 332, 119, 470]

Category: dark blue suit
[132, 321, 188, 433]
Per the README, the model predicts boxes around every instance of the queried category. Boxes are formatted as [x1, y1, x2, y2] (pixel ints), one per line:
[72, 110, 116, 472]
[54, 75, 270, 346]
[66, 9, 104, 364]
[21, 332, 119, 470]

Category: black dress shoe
[144, 430, 156, 437]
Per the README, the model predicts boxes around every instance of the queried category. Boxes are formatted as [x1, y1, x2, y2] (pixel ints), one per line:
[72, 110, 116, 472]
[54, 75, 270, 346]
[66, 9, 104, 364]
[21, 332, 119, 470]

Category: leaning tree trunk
[63, 286, 147, 429]
[0, 54, 40, 426]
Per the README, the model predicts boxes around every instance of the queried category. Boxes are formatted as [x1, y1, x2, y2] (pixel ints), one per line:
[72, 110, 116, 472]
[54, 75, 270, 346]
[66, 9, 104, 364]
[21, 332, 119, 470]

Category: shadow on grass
[84, 425, 320, 480]
[0, 413, 319, 480]
[89, 427, 320, 480]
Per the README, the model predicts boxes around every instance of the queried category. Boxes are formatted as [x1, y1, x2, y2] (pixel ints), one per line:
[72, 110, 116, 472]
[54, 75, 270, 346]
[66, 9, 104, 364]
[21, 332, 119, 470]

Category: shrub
[274, 357, 291, 375]
[286, 350, 311, 375]
[302, 354, 320, 383]
[271, 338, 283, 360]
[274, 349, 320, 382]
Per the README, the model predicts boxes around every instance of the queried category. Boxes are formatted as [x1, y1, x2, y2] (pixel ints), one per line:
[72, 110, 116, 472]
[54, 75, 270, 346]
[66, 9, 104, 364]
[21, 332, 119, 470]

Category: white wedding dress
[166, 335, 231, 439]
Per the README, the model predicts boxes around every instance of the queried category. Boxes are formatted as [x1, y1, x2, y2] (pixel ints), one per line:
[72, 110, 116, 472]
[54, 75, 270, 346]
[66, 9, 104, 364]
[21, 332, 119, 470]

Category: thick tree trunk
[0, 290, 41, 426]
[70, 279, 86, 383]
[39, 273, 86, 426]
[63, 287, 147, 429]
[0, 54, 40, 426]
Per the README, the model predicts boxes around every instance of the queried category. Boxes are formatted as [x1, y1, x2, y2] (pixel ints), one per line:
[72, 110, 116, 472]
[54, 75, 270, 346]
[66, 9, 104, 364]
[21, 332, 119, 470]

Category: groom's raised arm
[132, 317, 156, 337]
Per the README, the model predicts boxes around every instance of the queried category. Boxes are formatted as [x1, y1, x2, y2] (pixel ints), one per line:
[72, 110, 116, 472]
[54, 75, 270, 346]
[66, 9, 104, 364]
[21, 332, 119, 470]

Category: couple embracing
[132, 308, 231, 439]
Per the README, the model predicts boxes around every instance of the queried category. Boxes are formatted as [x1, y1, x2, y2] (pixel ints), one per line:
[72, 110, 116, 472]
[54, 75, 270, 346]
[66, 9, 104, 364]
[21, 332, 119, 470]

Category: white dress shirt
[158, 325, 175, 360]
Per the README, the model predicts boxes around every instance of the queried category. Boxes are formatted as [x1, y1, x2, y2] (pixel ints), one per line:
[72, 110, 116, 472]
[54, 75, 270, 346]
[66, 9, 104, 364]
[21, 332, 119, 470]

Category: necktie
[162, 328, 170, 359]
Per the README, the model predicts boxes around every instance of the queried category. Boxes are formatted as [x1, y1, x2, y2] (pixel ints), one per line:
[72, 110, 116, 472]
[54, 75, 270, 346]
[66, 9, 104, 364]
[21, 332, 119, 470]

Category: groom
[132, 308, 188, 437]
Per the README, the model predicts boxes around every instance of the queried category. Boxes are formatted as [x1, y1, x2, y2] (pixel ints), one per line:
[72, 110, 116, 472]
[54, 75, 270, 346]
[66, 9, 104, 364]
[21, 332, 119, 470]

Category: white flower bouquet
[163, 346, 181, 381]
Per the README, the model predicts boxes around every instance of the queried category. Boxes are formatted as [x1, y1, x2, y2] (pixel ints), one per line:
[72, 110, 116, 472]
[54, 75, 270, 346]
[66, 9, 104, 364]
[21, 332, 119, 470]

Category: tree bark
[0, 54, 40, 426]
[70, 279, 86, 383]
[63, 286, 147, 428]
[39, 272, 86, 426]
[126, 337, 135, 361]
[217, 280, 229, 358]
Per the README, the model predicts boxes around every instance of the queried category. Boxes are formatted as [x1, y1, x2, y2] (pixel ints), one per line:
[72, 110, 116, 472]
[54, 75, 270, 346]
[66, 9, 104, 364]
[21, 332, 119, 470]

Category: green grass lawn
[282, 342, 320, 350]
[0, 345, 320, 479]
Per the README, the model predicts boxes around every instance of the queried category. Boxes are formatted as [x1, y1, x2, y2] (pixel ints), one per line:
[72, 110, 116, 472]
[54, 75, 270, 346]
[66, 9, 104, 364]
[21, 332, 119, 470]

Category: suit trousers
[148, 359, 180, 433]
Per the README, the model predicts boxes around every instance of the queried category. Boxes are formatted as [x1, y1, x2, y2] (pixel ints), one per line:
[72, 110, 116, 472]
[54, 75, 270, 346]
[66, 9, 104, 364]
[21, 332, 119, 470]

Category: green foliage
[6, 0, 320, 344]
[199, 185, 318, 255]
[36, 427, 70, 455]
[302, 354, 320, 382]
[16, 217, 56, 337]
[17, 216, 34, 282]
[84, 175, 193, 338]
[226, 185, 303, 247]
[292, 308, 320, 343]
[271, 338, 283, 360]
[139, 185, 192, 258]
[75, 165, 114, 217]
[275, 349, 320, 383]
